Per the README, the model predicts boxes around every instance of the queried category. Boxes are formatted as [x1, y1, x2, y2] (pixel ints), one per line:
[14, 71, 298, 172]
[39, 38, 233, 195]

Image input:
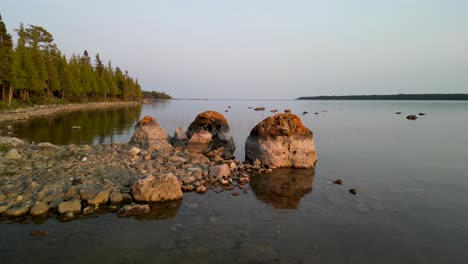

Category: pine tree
[0, 13, 15, 104]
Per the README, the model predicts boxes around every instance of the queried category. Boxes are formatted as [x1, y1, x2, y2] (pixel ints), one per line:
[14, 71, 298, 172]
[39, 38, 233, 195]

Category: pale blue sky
[2, 0, 467, 99]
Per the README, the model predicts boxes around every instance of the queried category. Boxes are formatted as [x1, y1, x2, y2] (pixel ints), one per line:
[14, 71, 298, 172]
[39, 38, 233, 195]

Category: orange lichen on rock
[139, 116, 157, 126]
[250, 113, 312, 139]
[193, 111, 228, 127]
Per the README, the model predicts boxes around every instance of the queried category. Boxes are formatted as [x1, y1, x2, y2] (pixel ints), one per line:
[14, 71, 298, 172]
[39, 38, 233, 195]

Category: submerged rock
[186, 111, 235, 158]
[132, 173, 183, 202]
[129, 116, 172, 151]
[406, 115, 418, 120]
[37, 142, 64, 152]
[245, 113, 317, 168]
[117, 203, 150, 217]
[254, 107, 265, 111]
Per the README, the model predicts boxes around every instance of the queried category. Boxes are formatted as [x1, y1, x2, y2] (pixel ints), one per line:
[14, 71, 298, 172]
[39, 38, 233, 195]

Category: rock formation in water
[186, 111, 235, 158]
[245, 113, 317, 168]
[129, 116, 172, 151]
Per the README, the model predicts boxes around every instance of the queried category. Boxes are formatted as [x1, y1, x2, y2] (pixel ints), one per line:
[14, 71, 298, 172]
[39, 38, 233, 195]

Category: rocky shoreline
[0, 111, 317, 223]
[0, 101, 141, 123]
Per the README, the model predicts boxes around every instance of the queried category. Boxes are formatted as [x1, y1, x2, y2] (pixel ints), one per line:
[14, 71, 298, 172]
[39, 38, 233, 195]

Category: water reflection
[1, 105, 142, 145]
[250, 168, 315, 209]
[135, 200, 182, 221]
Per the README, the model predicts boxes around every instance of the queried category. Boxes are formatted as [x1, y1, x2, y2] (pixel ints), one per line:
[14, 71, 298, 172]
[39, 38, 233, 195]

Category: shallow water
[1, 100, 468, 263]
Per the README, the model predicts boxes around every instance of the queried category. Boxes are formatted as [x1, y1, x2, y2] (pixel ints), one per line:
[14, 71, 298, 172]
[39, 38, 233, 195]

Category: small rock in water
[31, 230, 48, 237]
[254, 107, 265, 111]
[333, 179, 342, 185]
[270, 109, 278, 113]
[196, 186, 207, 193]
[314, 112, 319, 115]
[395, 112, 402, 114]
[418, 113, 426, 116]
[349, 189, 357, 195]
[228, 106, 231, 109]
[284, 109, 291, 113]
[406, 115, 417, 120]
[302, 111, 308, 115]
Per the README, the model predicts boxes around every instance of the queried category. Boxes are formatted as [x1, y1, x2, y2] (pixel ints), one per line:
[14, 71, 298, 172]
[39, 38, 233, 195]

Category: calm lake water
[1, 100, 468, 263]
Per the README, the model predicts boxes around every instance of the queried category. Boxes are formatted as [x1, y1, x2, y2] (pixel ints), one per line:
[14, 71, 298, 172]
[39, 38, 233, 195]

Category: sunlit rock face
[129, 116, 172, 151]
[186, 111, 235, 158]
[250, 168, 315, 209]
[245, 113, 317, 169]
[131, 173, 183, 203]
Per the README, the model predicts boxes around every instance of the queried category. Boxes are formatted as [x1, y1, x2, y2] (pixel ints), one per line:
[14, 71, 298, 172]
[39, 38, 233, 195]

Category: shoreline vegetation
[0, 15, 143, 109]
[297, 94, 468, 100]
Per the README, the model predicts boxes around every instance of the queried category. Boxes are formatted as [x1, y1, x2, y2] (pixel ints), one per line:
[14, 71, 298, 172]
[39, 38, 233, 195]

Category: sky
[2, 0, 468, 99]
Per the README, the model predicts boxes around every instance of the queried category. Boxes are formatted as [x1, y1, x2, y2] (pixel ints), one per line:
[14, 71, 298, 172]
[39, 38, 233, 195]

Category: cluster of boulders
[0, 110, 317, 222]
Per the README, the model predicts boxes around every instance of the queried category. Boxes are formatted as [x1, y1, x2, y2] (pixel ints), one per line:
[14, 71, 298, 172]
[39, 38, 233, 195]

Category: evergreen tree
[0, 14, 15, 104]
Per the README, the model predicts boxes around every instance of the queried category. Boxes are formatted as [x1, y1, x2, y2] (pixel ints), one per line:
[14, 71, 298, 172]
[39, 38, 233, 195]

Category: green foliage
[0, 18, 151, 106]
[142, 90, 172, 99]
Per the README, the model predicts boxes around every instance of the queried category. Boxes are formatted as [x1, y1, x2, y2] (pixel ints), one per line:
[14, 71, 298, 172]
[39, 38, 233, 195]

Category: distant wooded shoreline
[297, 94, 468, 100]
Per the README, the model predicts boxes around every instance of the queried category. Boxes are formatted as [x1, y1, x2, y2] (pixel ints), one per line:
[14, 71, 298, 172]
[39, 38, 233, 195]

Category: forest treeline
[0, 15, 143, 108]
[297, 94, 468, 100]
[142, 91, 172, 99]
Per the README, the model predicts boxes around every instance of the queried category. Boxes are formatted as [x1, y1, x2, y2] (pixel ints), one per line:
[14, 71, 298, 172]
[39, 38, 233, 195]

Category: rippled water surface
[1, 100, 468, 263]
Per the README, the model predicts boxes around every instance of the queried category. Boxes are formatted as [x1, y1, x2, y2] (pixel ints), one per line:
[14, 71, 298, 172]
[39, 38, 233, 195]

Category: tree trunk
[8, 85, 13, 106]
[1, 85, 5, 103]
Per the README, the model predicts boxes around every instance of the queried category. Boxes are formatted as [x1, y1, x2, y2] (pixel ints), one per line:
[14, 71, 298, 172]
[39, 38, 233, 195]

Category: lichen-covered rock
[129, 116, 172, 151]
[186, 111, 235, 158]
[245, 113, 317, 168]
[132, 173, 183, 202]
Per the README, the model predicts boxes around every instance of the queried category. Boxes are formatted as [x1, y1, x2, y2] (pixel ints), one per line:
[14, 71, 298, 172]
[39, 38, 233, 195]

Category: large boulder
[245, 113, 317, 168]
[129, 116, 172, 151]
[186, 111, 235, 158]
[132, 173, 183, 202]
